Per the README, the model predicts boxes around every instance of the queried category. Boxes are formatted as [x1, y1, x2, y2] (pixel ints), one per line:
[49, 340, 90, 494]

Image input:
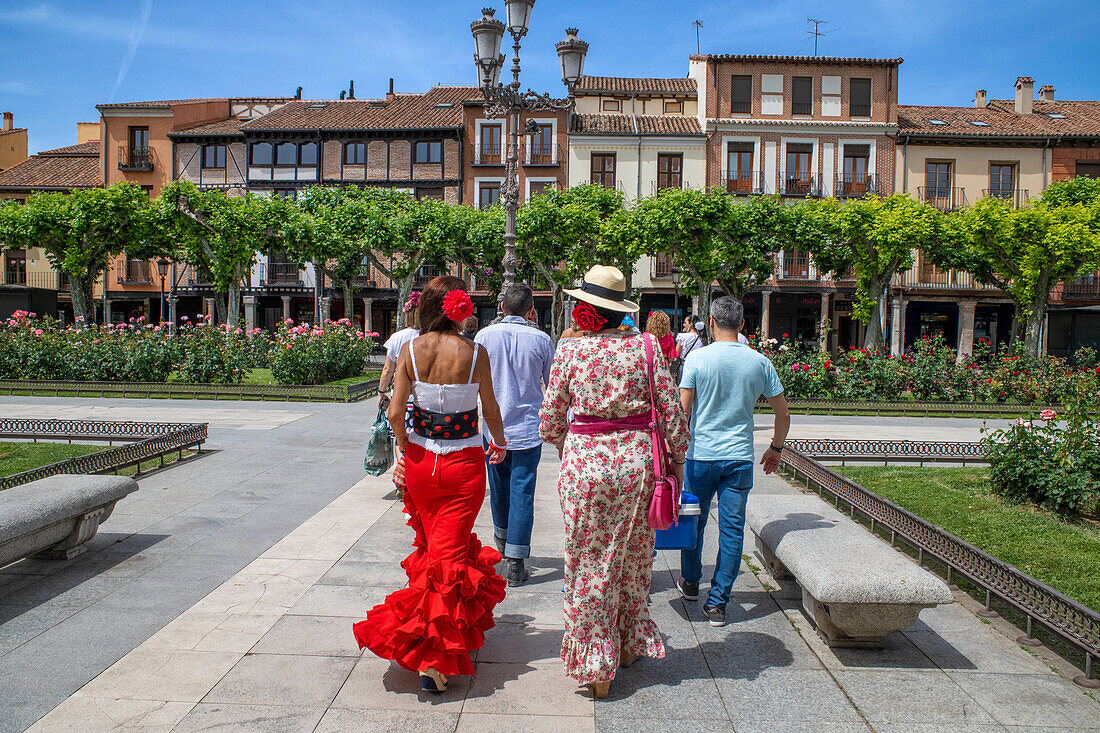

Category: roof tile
[570, 114, 703, 135]
[898, 100, 1100, 138]
[242, 86, 481, 131]
[689, 54, 902, 66]
[0, 143, 100, 190]
[169, 118, 249, 137]
[574, 76, 696, 95]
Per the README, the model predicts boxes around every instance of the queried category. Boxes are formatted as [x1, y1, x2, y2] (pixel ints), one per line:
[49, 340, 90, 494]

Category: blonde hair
[645, 310, 671, 339]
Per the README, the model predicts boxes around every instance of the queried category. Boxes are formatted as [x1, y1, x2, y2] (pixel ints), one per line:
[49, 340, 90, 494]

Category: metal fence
[779, 440, 1100, 688]
[0, 418, 208, 490]
[758, 398, 1052, 418]
[785, 438, 987, 465]
[0, 380, 377, 403]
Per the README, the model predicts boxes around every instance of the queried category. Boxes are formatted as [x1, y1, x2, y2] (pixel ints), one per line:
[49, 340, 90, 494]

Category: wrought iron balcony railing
[982, 188, 1029, 209]
[261, 262, 302, 286]
[835, 174, 878, 198]
[895, 267, 999, 291]
[651, 253, 675, 279]
[472, 143, 505, 166]
[1061, 274, 1100, 300]
[118, 145, 153, 172]
[721, 170, 767, 195]
[780, 171, 821, 197]
[918, 186, 967, 211]
[523, 142, 563, 166]
[117, 260, 153, 285]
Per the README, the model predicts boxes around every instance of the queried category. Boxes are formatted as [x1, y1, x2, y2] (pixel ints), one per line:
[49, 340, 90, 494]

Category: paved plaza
[1, 396, 1098, 732]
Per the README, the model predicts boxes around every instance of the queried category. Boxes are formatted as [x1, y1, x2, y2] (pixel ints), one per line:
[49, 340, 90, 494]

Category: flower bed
[0, 311, 376, 386]
[751, 334, 1100, 405]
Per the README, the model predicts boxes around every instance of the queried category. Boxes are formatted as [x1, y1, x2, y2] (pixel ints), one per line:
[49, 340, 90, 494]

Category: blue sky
[3, 0, 1099, 154]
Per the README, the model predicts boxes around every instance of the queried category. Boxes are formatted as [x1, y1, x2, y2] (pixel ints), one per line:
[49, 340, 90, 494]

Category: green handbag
[364, 395, 395, 477]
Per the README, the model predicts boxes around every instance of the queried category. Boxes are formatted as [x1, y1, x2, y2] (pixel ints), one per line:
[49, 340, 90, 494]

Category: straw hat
[564, 265, 639, 313]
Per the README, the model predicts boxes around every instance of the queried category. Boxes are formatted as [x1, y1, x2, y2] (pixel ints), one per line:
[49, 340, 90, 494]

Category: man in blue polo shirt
[678, 296, 790, 626]
[476, 285, 554, 587]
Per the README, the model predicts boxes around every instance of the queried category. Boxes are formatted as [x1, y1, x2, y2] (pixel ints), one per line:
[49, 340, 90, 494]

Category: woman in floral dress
[539, 266, 690, 699]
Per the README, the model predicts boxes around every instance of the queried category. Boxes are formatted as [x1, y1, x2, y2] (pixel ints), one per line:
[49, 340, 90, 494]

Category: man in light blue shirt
[678, 296, 790, 626]
[475, 285, 554, 586]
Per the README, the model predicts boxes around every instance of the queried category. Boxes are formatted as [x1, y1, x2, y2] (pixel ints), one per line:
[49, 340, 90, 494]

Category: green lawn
[0, 441, 105, 478]
[167, 368, 381, 387]
[836, 466, 1100, 611]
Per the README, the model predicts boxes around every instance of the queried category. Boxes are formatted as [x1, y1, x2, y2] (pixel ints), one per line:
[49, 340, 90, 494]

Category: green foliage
[982, 390, 1100, 515]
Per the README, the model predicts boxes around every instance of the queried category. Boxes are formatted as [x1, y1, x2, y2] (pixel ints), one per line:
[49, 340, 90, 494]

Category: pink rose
[1040, 409, 1057, 421]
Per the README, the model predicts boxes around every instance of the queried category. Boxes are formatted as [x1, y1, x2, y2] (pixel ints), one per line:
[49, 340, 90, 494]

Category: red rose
[442, 289, 474, 322]
[571, 302, 607, 332]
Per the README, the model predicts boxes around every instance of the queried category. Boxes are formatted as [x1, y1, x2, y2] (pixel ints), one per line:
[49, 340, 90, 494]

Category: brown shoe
[586, 680, 611, 699]
[620, 649, 641, 668]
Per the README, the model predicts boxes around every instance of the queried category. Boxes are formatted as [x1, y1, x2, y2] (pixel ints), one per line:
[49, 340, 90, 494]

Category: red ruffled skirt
[354, 443, 505, 676]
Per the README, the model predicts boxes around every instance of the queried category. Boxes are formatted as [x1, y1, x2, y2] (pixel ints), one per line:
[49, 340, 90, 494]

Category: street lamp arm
[481, 85, 574, 118]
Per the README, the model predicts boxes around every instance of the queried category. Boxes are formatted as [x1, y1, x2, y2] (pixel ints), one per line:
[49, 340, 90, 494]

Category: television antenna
[807, 18, 826, 56]
[693, 20, 703, 55]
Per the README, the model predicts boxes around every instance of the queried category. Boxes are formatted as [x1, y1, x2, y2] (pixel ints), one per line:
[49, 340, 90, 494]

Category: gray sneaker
[505, 558, 530, 587]
[703, 605, 726, 627]
[677, 577, 699, 601]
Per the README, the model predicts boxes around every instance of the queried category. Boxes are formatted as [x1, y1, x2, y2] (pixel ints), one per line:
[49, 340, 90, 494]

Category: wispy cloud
[0, 80, 33, 94]
[110, 0, 153, 101]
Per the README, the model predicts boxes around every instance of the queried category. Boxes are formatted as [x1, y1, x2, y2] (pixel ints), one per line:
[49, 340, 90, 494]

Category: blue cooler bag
[654, 491, 700, 550]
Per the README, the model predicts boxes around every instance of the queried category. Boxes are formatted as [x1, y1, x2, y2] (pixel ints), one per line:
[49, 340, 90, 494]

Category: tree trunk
[1024, 298, 1048, 358]
[227, 280, 241, 328]
[550, 285, 567, 342]
[395, 273, 417, 330]
[862, 277, 891, 350]
[214, 291, 229, 325]
[341, 281, 354, 322]
[69, 274, 97, 325]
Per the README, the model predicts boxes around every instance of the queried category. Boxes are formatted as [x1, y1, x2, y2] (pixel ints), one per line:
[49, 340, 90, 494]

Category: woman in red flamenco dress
[354, 275, 508, 693]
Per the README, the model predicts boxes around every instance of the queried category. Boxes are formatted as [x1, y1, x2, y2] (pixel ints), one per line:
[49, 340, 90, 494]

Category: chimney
[1014, 76, 1034, 115]
[340, 90, 346, 100]
[348, 80, 355, 100]
[2, 112, 11, 131]
[974, 90, 987, 108]
[387, 78, 395, 102]
[76, 122, 99, 144]
[295, 86, 302, 100]
[1038, 84, 1055, 102]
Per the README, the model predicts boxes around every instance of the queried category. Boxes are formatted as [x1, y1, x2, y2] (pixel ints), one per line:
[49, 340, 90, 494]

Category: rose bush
[270, 318, 376, 385]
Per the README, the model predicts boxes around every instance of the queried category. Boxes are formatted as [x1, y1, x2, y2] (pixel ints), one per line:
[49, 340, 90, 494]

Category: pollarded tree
[157, 180, 286, 326]
[942, 178, 1100, 357]
[793, 194, 944, 350]
[0, 183, 161, 324]
[517, 184, 628, 339]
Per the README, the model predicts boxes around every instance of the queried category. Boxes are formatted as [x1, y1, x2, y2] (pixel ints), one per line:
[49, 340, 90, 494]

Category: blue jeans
[485, 442, 542, 559]
[680, 459, 754, 609]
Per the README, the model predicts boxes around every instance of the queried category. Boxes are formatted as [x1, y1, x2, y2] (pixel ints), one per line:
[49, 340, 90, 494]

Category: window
[928, 119, 947, 125]
[731, 75, 751, 114]
[850, 78, 872, 117]
[416, 187, 444, 200]
[202, 144, 226, 169]
[792, 77, 813, 115]
[478, 125, 501, 164]
[478, 182, 500, 209]
[785, 143, 813, 193]
[529, 180, 554, 198]
[1046, 113, 1067, 119]
[657, 153, 683, 191]
[663, 100, 683, 114]
[273, 189, 297, 199]
[250, 142, 273, 166]
[5, 251, 26, 285]
[989, 164, 1015, 199]
[924, 161, 952, 199]
[414, 141, 442, 164]
[602, 99, 621, 112]
[529, 124, 553, 163]
[842, 144, 870, 194]
[1077, 161, 1100, 179]
[969, 120, 989, 127]
[140, 185, 153, 198]
[128, 126, 149, 154]
[726, 142, 754, 192]
[344, 142, 365, 165]
[299, 142, 318, 166]
[275, 142, 297, 166]
[591, 153, 616, 189]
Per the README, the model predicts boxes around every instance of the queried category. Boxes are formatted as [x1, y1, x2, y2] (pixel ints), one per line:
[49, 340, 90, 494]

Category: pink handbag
[643, 333, 680, 531]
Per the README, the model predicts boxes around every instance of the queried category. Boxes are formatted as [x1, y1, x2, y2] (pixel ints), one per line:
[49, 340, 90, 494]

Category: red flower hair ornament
[442, 289, 474, 322]
[571, 302, 607, 332]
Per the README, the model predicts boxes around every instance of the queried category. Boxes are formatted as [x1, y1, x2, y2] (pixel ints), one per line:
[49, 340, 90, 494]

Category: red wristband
[489, 439, 507, 452]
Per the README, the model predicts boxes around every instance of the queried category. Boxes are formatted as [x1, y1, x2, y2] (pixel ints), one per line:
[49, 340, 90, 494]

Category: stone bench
[0, 474, 139, 564]
[747, 494, 954, 648]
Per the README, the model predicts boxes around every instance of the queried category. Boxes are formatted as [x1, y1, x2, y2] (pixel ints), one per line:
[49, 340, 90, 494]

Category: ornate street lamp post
[156, 257, 170, 326]
[471, 4, 587, 295]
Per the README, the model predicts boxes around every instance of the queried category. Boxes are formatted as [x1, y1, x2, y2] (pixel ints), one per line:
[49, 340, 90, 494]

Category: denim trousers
[679, 458, 754, 608]
[485, 442, 542, 559]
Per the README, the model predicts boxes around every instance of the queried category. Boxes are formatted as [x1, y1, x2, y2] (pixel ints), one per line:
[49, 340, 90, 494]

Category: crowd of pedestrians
[360, 266, 791, 699]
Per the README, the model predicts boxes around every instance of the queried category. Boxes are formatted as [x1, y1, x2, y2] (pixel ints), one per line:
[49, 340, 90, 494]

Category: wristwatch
[769, 442, 784, 452]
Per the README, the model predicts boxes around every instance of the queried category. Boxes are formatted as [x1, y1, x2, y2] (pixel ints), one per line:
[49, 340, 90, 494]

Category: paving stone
[832, 669, 999, 726]
[589, 647, 730, 721]
[329, 655, 469, 712]
[463, 661, 594, 717]
[314, 707, 460, 732]
[78, 647, 243, 702]
[944, 672, 1100, 729]
[174, 702, 326, 732]
[288, 583, 388, 618]
[904, 629, 1051, 675]
[203, 652, 355, 707]
[730, 723, 870, 733]
[460, 712, 597, 732]
[493, 588, 567, 627]
[24, 696, 195, 732]
[873, 725, 1009, 733]
[477, 622, 563, 664]
[714, 668, 863, 724]
[315, 559, 411, 588]
[250, 614, 363, 657]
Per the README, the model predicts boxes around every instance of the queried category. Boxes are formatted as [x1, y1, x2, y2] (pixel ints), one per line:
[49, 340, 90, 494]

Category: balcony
[780, 172, 820, 197]
[918, 186, 967, 211]
[1061, 274, 1100, 300]
[261, 262, 302, 286]
[895, 266, 999, 291]
[835, 174, 879, 198]
[118, 146, 153, 172]
[778, 251, 813, 280]
[651, 180, 691, 195]
[472, 143, 504, 166]
[414, 264, 444, 286]
[651, 253, 675, 279]
[721, 171, 767, 195]
[523, 142, 564, 166]
[117, 260, 153, 285]
[982, 188, 1029, 209]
